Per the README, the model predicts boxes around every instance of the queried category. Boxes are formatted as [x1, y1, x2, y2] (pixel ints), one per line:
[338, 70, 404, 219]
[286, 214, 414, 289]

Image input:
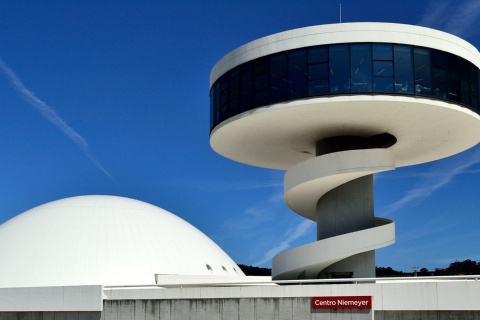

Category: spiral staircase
[273, 148, 396, 280]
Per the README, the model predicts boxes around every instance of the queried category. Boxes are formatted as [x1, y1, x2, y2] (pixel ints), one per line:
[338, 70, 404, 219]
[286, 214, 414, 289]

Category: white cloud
[382, 147, 480, 216]
[418, 0, 452, 29]
[0, 57, 110, 178]
[254, 219, 315, 266]
[443, 0, 480, 36]
[220, 191, 284, 234]
[188, 179, 284, 193]
[171, 169, 285, 193]
[418, 0, 480, 37]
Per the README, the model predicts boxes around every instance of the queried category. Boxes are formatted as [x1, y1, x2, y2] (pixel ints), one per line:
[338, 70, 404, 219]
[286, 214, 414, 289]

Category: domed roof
[0, 195, 244, 287]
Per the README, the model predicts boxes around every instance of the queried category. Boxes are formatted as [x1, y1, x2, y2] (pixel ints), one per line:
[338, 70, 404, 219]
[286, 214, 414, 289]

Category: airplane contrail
[0, 57, 111, 178]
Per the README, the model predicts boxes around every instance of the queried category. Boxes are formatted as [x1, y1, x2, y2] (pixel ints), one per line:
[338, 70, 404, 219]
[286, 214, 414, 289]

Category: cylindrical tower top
[211, 22, 480, 86]
[209, 23, 480, 170]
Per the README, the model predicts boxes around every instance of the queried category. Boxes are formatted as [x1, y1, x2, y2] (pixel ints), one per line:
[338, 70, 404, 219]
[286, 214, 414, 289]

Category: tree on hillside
[446, 259, 480, 275]
[375, 267, 409, 277]
[419, 268, 429, 276]
[238, 264, 271, 276]
[237, 259, 480, 278]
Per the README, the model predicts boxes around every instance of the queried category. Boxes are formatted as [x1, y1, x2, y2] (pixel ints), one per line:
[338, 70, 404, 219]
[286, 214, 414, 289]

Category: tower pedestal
[316, 175, 375, 278]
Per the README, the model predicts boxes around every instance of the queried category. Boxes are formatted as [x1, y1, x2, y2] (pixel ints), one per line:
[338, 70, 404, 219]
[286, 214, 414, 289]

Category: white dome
[0, 195, 244, 287]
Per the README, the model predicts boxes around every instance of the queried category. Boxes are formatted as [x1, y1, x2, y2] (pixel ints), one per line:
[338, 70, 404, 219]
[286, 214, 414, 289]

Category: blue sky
[0, 0, 479, 272]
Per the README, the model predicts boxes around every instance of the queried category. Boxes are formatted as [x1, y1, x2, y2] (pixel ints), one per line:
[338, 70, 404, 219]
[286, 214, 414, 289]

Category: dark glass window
[329, 44, 350, 93]
[309, 46, 329, 63]
[470, 66, 479, 110]
[219, 76, 229, 118]
[309, 63, 328, 79]
[448, 55, 460, 102]
[210, 42, 480, 130]
[414, 47, 432, 96]
[373, 61, 393, 77]
[288, 49, 307, 98]
[432, 50, 448, 98]
[394, 45, 413, 94]
[372, 44, 394, 93]
[270, 53, 288, 102]
[308, 63, 329, 95]
[374, 77, 394, 93]
[351, 44, 372, 92]
[253, 58, 269, 106]
[210, 82, 219, 128]
[229, 70, 240, 117]
[308, 47, 329, 95]
[460, 59, 471, 105]
[373, 43, 393, 60]
[309, 79, 329, 95]
[239, 63, 253, 112]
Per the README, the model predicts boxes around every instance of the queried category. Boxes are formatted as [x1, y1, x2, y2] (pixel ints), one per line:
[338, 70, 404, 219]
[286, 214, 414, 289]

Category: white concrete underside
[211, 95, 480, 170]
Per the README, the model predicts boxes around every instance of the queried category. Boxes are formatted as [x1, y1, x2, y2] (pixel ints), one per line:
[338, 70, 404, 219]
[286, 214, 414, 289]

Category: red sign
[312, 296, 372, 309]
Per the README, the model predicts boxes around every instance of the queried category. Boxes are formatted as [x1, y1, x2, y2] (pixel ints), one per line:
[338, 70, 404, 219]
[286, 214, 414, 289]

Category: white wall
[105, 279, 480, 311]
[0, 285, 103, 311]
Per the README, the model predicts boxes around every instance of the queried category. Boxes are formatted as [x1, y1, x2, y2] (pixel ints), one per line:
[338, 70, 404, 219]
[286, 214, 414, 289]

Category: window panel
[373, 61, 393, 77]
[308, 63, 329, 80]
[351, 44, 372, 92]
[254, 73, 269, 91]
[210, 82, 219, 128]
[470, 65, 479, 110]
[239, 64, 253, 110]
[373, 44, 393, 60]
[253, 58, 269, 107]
[460, 59, 471, 105]
[219, 76, 229, 119]
[288, 49, 307, 98]
[229, 70, 240, 116]
[414, 47, 432, 96]
[329, 44, 350, 93]
[394, 45, 413, 94]
[308, 46, 328, 63]
[309, 79, 329, 95]
[270, 53, 288, 102]
[374, 77, 394, 93]
[308, 63, 329, 96]
[448, 54, 460, 102]
[432, 50, 448, 98]
[254, 70, 269, 106]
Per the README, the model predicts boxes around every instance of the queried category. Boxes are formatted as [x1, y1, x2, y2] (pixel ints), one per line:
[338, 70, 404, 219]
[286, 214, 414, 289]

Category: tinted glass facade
[210, 43, 480, 130]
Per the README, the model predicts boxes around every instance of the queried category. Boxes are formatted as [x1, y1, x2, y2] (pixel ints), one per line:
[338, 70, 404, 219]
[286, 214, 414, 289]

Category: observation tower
[209, 23, 480, 280]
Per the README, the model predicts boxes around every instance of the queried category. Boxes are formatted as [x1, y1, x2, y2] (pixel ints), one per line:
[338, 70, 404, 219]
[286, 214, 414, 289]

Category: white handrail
[104, 274, 480, 289]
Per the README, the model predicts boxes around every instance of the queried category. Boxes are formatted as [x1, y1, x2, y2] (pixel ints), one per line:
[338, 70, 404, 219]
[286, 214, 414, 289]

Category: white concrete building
[0, 195, 477, 319]
[0, 22, 479, 320]
[210, 22, 480, 281]
[0, 195, 246, 288]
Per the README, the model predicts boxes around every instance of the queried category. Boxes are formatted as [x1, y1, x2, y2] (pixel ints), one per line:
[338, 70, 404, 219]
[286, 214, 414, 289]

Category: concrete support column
[316, 175, 375, 278]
